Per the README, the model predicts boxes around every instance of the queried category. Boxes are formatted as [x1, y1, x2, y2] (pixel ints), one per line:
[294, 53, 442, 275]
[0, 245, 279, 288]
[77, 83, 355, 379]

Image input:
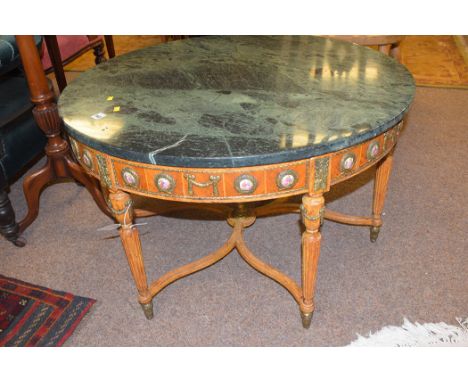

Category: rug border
[0, 274, 96, 347]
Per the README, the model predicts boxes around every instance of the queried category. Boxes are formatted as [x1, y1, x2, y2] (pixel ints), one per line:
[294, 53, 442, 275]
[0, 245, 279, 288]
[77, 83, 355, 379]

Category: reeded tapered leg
[371, 150, 394, 242]
[109, 190, 153, 319]
[300, 193, 325, 328]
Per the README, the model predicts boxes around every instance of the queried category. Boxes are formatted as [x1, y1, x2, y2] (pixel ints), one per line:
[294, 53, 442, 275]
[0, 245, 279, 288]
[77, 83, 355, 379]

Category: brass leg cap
[140, 302, 154, 320]
[370, 226, 381, 243]
[301, 311, 313, 329]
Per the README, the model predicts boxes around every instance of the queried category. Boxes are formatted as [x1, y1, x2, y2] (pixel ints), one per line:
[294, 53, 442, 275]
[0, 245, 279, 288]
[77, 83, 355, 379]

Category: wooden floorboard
[401, 36, 468, 88]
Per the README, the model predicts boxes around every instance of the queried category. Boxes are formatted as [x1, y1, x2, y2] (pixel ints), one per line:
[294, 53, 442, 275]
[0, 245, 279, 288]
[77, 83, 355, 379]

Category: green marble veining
[58, 36, 415, 168]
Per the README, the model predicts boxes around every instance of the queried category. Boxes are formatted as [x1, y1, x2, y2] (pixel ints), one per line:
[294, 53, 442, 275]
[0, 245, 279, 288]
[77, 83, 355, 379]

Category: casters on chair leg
[140, 301, 154, 320]
[370, 226, 381, 242]
[300, 311, 313, 329]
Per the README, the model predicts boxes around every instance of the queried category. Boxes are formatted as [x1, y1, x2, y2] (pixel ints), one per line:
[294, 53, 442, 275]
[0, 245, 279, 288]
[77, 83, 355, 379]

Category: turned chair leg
[371, 150, 394, 242]
[300, 193, 325, 328]
[92, 40, 106, 65]
[109, 190, 153, 319]
[0, 189, 25, 247]
[87, 35, 107, 65]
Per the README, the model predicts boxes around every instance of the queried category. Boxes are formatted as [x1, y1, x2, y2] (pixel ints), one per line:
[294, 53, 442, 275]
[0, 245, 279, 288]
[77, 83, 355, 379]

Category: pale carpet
[1, 87, 467, 346]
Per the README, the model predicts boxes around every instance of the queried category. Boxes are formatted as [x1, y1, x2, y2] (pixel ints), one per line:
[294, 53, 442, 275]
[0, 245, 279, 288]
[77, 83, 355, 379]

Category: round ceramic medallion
[234, 174, 257, 194]
[155, 173, 175, 193]
[340, 152, 356, 172]
[276, 170, 298, 190]
[70, 139, 79, 157]
[121, 168, 139, 187]
[367, 141, 380, 160]
[81, 150, 93, 170]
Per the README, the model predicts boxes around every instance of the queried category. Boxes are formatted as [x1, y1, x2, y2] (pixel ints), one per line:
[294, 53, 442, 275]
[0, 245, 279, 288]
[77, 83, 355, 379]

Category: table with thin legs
[58, 36, 415, 328]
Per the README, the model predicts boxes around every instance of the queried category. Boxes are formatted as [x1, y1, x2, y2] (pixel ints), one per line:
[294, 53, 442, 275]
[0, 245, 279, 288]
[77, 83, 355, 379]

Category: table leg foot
[140, 301, 154, 320]
[300, 311, 313, 329]
[370, 226, 381, 242]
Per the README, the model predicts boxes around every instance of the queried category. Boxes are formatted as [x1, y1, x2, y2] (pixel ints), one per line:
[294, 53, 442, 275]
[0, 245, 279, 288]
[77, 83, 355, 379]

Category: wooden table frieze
[69, 122, 400, 203]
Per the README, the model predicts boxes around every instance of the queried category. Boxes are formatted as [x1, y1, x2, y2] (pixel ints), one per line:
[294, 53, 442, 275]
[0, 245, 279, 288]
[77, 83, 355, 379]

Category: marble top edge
[64, 111, 407, 168]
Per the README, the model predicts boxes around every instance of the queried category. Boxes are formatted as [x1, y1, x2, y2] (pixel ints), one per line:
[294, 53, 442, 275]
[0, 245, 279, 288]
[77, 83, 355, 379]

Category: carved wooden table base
[68, 120, 402, 328]
[110, 191, 326, 328]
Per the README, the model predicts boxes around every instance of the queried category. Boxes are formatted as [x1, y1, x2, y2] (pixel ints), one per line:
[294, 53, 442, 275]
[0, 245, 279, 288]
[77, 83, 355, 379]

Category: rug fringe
[348, 317, 468, 347]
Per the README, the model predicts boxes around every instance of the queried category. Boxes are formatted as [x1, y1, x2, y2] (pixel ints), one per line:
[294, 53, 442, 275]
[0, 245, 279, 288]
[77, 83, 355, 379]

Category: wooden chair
[161, 36, 188, 43]
[42, 35, 115, 93]
[327, 35, 404, 61]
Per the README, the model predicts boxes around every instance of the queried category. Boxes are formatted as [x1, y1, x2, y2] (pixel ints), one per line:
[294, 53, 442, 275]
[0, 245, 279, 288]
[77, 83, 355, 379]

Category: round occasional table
[58, 36, 415, 328]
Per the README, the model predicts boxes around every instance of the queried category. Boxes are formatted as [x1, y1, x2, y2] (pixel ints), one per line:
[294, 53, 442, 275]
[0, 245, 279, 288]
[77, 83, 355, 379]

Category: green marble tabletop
[58, 36, 415, 168]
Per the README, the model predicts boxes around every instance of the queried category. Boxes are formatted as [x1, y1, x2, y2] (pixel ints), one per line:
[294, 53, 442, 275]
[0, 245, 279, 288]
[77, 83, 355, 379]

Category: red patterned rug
[0, 274, 95, 346]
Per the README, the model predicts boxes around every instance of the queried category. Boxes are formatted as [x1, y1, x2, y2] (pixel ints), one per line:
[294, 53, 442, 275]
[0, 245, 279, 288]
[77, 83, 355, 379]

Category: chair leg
[104, 36, 115, 58]
[0, 189, 25, 247]
[44, 35, 67, 93]
[92, 40, 106, 65]
[379, 44, 391, 56]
